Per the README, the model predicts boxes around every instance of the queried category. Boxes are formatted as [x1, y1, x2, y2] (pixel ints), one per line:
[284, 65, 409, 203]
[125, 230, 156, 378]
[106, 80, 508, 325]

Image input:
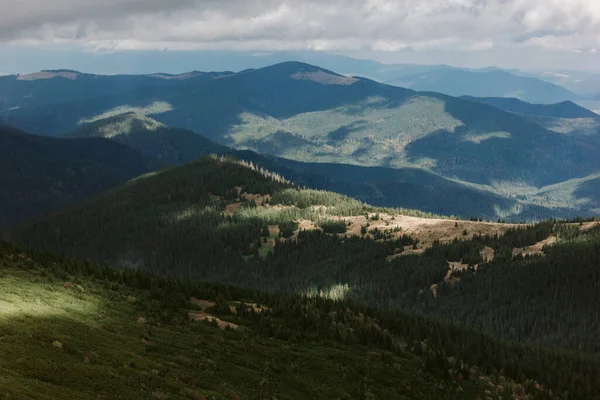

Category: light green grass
[79, 102, 173, 124]
[226, 97, 463, 167]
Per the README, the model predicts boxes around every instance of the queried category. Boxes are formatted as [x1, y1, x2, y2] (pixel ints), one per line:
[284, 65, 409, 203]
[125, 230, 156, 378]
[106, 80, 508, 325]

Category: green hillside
[461, 96, 600, 137]
[6, 156, 600, 398]
[8, 156, 430, 282]
[68, 113, 229, 167]
[10, 156, 600, 356]
[66, 114, 574, 221]
[0, 241, 510, 400]
[0, 125, 154, 229]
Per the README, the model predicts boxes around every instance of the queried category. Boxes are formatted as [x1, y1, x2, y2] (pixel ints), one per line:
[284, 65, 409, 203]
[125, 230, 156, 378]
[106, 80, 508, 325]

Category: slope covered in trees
[0, 124, 154, 229]
[9, 155, 600, 374]
[65, 111, 598, 221]
[67, 112, 229, 167]
[0, 241, 503, 399]
[1, 239, 597, 399]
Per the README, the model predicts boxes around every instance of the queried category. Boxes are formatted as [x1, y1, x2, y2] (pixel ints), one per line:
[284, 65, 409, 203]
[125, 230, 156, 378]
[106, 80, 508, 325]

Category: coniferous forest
[5, 155, 600, 399]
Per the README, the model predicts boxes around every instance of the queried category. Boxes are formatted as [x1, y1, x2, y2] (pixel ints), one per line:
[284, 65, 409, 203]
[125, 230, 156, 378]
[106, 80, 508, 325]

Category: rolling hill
[387, 68, 581, 104]
[67, 113, 584, 221]
[0, 124, 154, 229]
[0, 240, 567, 400]
[462, 96, 600, 138]
[67, 112, 229, 167]
[7, 155, 600, 399]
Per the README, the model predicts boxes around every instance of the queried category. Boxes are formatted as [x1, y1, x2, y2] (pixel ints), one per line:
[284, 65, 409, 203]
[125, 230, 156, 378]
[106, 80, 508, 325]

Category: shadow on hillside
[404, 98, 600, 187]
[573, 177, 600, 211]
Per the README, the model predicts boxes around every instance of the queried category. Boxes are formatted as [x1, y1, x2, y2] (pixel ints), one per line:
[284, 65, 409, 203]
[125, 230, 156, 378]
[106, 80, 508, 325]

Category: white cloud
[2, 0, 600, 56]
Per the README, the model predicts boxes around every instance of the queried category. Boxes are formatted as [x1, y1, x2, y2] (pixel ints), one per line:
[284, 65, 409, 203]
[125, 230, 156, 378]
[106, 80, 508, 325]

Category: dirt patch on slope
[513, 236, 557, 257]
[330, 214, 519, 249]
[188, 298, 238, 330]
[241, 193, 271, 206]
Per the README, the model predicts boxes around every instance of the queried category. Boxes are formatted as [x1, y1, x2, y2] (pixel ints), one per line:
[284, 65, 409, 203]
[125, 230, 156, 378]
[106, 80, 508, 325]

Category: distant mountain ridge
[461, 96, 599, 119]
[64, 112, 598, 221]
[389, 68, 581, 104]
[4, 61, 600, 221]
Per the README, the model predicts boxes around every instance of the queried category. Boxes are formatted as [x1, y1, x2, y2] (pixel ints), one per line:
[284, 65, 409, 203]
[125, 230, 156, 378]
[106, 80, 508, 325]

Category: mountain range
[1, 62, 597, 185]
[3, 61, 600, 223]
[6, 154, 600, 399]
[4, 57, 600, 400]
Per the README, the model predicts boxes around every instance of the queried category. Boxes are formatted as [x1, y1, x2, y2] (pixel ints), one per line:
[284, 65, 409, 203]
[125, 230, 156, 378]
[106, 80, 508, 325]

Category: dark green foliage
[9, 156, 295, 278]
[415, 225, 600, 355]
[0, 241, 500, 400]
[319, 220, 347, 234]
[67, 112, 230, 168]
[261, 225, 270, 237]
[1, 240, 598, 399]
[278, 221, 298, 239]
[9, 153, 600, 399]
[0, 124, 154, 229]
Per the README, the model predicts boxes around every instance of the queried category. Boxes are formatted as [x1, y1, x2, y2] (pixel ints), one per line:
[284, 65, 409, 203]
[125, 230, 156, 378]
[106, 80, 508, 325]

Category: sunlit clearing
[78, 101, 173, 124]
[0, 275, 99, 322]
[96, 114, 166, 138]
[304, 283, 351, 301]
[464, 131, 511, 144]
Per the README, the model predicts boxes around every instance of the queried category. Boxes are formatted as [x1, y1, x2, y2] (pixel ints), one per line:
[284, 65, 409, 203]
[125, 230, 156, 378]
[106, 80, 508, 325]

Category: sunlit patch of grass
[94, 114, 166, 138]
[463, 131, 511, 144]
[78, 101, 173, 124]
[0, 273, 99, 322]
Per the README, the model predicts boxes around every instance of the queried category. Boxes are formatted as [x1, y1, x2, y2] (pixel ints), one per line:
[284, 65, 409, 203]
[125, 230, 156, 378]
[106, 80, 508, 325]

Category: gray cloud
[1, 0, 600, 55]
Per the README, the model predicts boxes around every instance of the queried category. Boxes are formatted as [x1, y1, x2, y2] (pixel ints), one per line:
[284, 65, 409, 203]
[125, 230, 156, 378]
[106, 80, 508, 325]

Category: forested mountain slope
[0, 125, 154, 229]
[461, 96, 600, 138]
[4, 62, 600, 188]
[9, 156, 600, 358]
[7, 156, 600, 398]
[67, 113, 573, 221]
[0, 241, 565, 399]
[67, 112, 229, 167]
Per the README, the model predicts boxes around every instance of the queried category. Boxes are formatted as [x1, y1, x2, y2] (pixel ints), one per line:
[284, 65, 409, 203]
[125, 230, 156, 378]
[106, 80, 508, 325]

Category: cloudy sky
[1, 0, 600, 72]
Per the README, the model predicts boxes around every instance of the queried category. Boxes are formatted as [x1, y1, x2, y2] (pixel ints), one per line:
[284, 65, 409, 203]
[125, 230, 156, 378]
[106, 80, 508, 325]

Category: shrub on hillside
[319, 220, 347, 234]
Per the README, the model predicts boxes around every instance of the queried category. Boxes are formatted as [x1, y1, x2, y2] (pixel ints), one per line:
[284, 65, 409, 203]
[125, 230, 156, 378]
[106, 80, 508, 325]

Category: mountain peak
[252, 61, 359, 85]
